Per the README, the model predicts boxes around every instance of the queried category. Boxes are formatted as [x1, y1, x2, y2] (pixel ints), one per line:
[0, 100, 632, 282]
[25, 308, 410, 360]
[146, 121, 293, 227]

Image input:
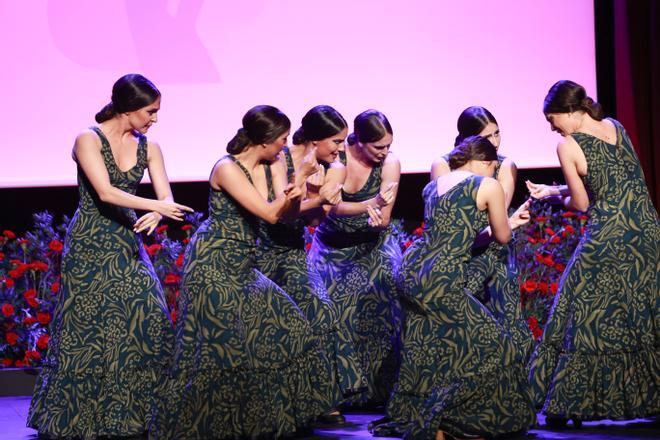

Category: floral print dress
[388, 175, 536, 439]
[255, 148, 367, 400]
[27, 127, 174, 438]
[309, 151, 403, 404]
[153, 155, 334, 439]
[528, 119, 660, 421]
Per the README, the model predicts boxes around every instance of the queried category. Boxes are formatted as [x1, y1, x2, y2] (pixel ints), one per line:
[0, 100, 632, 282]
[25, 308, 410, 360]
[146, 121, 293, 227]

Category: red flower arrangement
[511, 198, 587, 339]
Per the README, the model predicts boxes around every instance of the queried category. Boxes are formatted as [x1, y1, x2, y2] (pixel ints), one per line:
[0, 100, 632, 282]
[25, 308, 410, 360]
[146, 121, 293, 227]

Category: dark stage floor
[1, 396, 657, 440]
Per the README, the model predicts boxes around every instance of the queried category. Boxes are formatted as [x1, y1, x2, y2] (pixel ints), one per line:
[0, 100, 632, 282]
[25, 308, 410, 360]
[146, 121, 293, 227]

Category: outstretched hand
[375, 182, 398, 207]
[133, 211, 162, 235]
[320, 183, 343, 205]
[156, 201, 194, 221]
[509, 199, 532, 229]
[526, 180, 556, 200]
[367, 205, 384, 227]
[299, 147, 320, 178]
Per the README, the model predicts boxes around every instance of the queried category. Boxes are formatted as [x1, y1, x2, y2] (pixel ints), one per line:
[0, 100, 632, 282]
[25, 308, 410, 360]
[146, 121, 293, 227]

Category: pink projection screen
[0, 0, 596, 187]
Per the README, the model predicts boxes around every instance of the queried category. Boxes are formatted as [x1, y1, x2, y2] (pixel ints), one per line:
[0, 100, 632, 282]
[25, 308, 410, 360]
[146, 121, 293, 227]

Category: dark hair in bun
[447, 135, 498, 170]
[455, 106, 498, 146]
[95, 74, 160, 123]
[227, 105, 291, 154]
[292, 105, 347, 145]
[543, 80, 604, 120]
[347, 109, 393, 146]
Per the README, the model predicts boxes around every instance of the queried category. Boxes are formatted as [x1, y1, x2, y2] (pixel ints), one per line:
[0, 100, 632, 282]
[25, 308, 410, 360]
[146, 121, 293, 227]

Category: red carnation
[6, 331, 18, 345]
[37, 334, 50, 350]
[551, 282, 559, 294]
[1, 358, 12, 367]
[15, 359, 25, 367]
[31, 261, 49, 272]
[181, 224, 193, 231]
[182, 238, 190, 245]
[413, 226, 424, 237]
[544, 227, 556, 236]
[555, 263, 566, 272]
[27, 298, 39, 308]
[2, 303, 15, 317]
[48, 240, 64, 252]
[51, 282, 60, 293]
[542, 254, 555, 266]
[2, 230, 16, 239]
[175, 254, 184, 268]
[9, 266, 26, 278]
[527, 236, 537, 244]
[23, 289, 37, 300]
[306, 226, 316, 234]
[25, 350, 41, 361]
[578, 215, 589, 222]
[164, 274, 179, 284]
[403, 240, 413, 249]
[561, 211, 576, 218]
[538, 282, 549, 294]
[145, 244, 162, 256]
[305, 242, 312, 252]
[527, 316, 538, 329]
[534, 216, 548, 223]
[23, 316, 37, 325]
[156, 225, 169, 234]
[522, 279, 537, 293]
[37, 312, 51, 326]
[550, 235, 561, 244]
[4, 278, 14, 288]
[532, 326, 543, 339]
[18, 239, 29, 245]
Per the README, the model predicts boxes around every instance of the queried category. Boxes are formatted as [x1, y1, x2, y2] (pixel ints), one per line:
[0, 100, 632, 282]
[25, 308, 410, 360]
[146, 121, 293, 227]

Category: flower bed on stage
[0, 202, 585, 368]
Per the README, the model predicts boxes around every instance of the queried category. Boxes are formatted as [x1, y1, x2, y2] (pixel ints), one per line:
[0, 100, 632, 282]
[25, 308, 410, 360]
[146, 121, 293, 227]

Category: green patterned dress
[255, 148, 367, 399]
[528, 119, 660, 421]
[153, 155, 334, 439]
[308, 151, 403, 404]
[388, 175, 535, 439]
[459, 155, 534, 362]
[27, 127, 174, 438]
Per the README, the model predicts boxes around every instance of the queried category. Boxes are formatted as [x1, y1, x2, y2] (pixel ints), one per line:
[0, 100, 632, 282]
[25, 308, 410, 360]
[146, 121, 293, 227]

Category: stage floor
[1, 396, 658, 439]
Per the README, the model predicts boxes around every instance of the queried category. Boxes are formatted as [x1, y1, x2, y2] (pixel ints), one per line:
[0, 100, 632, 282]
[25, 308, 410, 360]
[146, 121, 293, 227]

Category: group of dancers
[26, 74, 659, 440]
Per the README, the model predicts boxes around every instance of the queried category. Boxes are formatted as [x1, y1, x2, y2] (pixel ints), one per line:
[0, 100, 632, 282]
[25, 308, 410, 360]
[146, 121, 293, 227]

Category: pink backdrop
[0, 0, 596, 187]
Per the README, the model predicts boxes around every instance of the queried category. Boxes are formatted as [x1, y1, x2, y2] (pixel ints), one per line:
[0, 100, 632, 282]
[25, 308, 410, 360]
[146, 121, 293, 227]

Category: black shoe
[371, 422, 407, 438]
[545, 416, 568, 429]
[368, 416, 392, 432]
[316, 410, 346, 425]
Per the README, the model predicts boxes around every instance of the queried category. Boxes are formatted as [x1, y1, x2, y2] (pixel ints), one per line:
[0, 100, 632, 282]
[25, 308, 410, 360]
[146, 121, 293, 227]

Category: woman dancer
[431, 106, 533, 362]
[386, 135, 535, 440]
[528, 80, 659, 426]
[27, 73, 192, 438]
[155, 105, 337, 438]
[255, 105, 367, 424]
[309, 109, 402, 405]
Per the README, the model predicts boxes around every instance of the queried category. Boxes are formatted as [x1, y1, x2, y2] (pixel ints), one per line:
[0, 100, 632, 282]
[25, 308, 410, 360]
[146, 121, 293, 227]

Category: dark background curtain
[600, 0, 660, 211]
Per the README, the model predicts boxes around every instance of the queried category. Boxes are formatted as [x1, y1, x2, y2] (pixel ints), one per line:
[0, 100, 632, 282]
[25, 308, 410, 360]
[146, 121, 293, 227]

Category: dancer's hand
[283, 183, 303, 201]
[155, 201, 194, 221]
[133, 211, 162, 235]
[509, 199, 531, 229]
[320, 183, 343, 205]
[375, 182, 398, 208]
[299, 147, 320, 178]
[367, 205, 384, 227]
[526, 180, 558, 199]
[306, 166, 326, 193]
